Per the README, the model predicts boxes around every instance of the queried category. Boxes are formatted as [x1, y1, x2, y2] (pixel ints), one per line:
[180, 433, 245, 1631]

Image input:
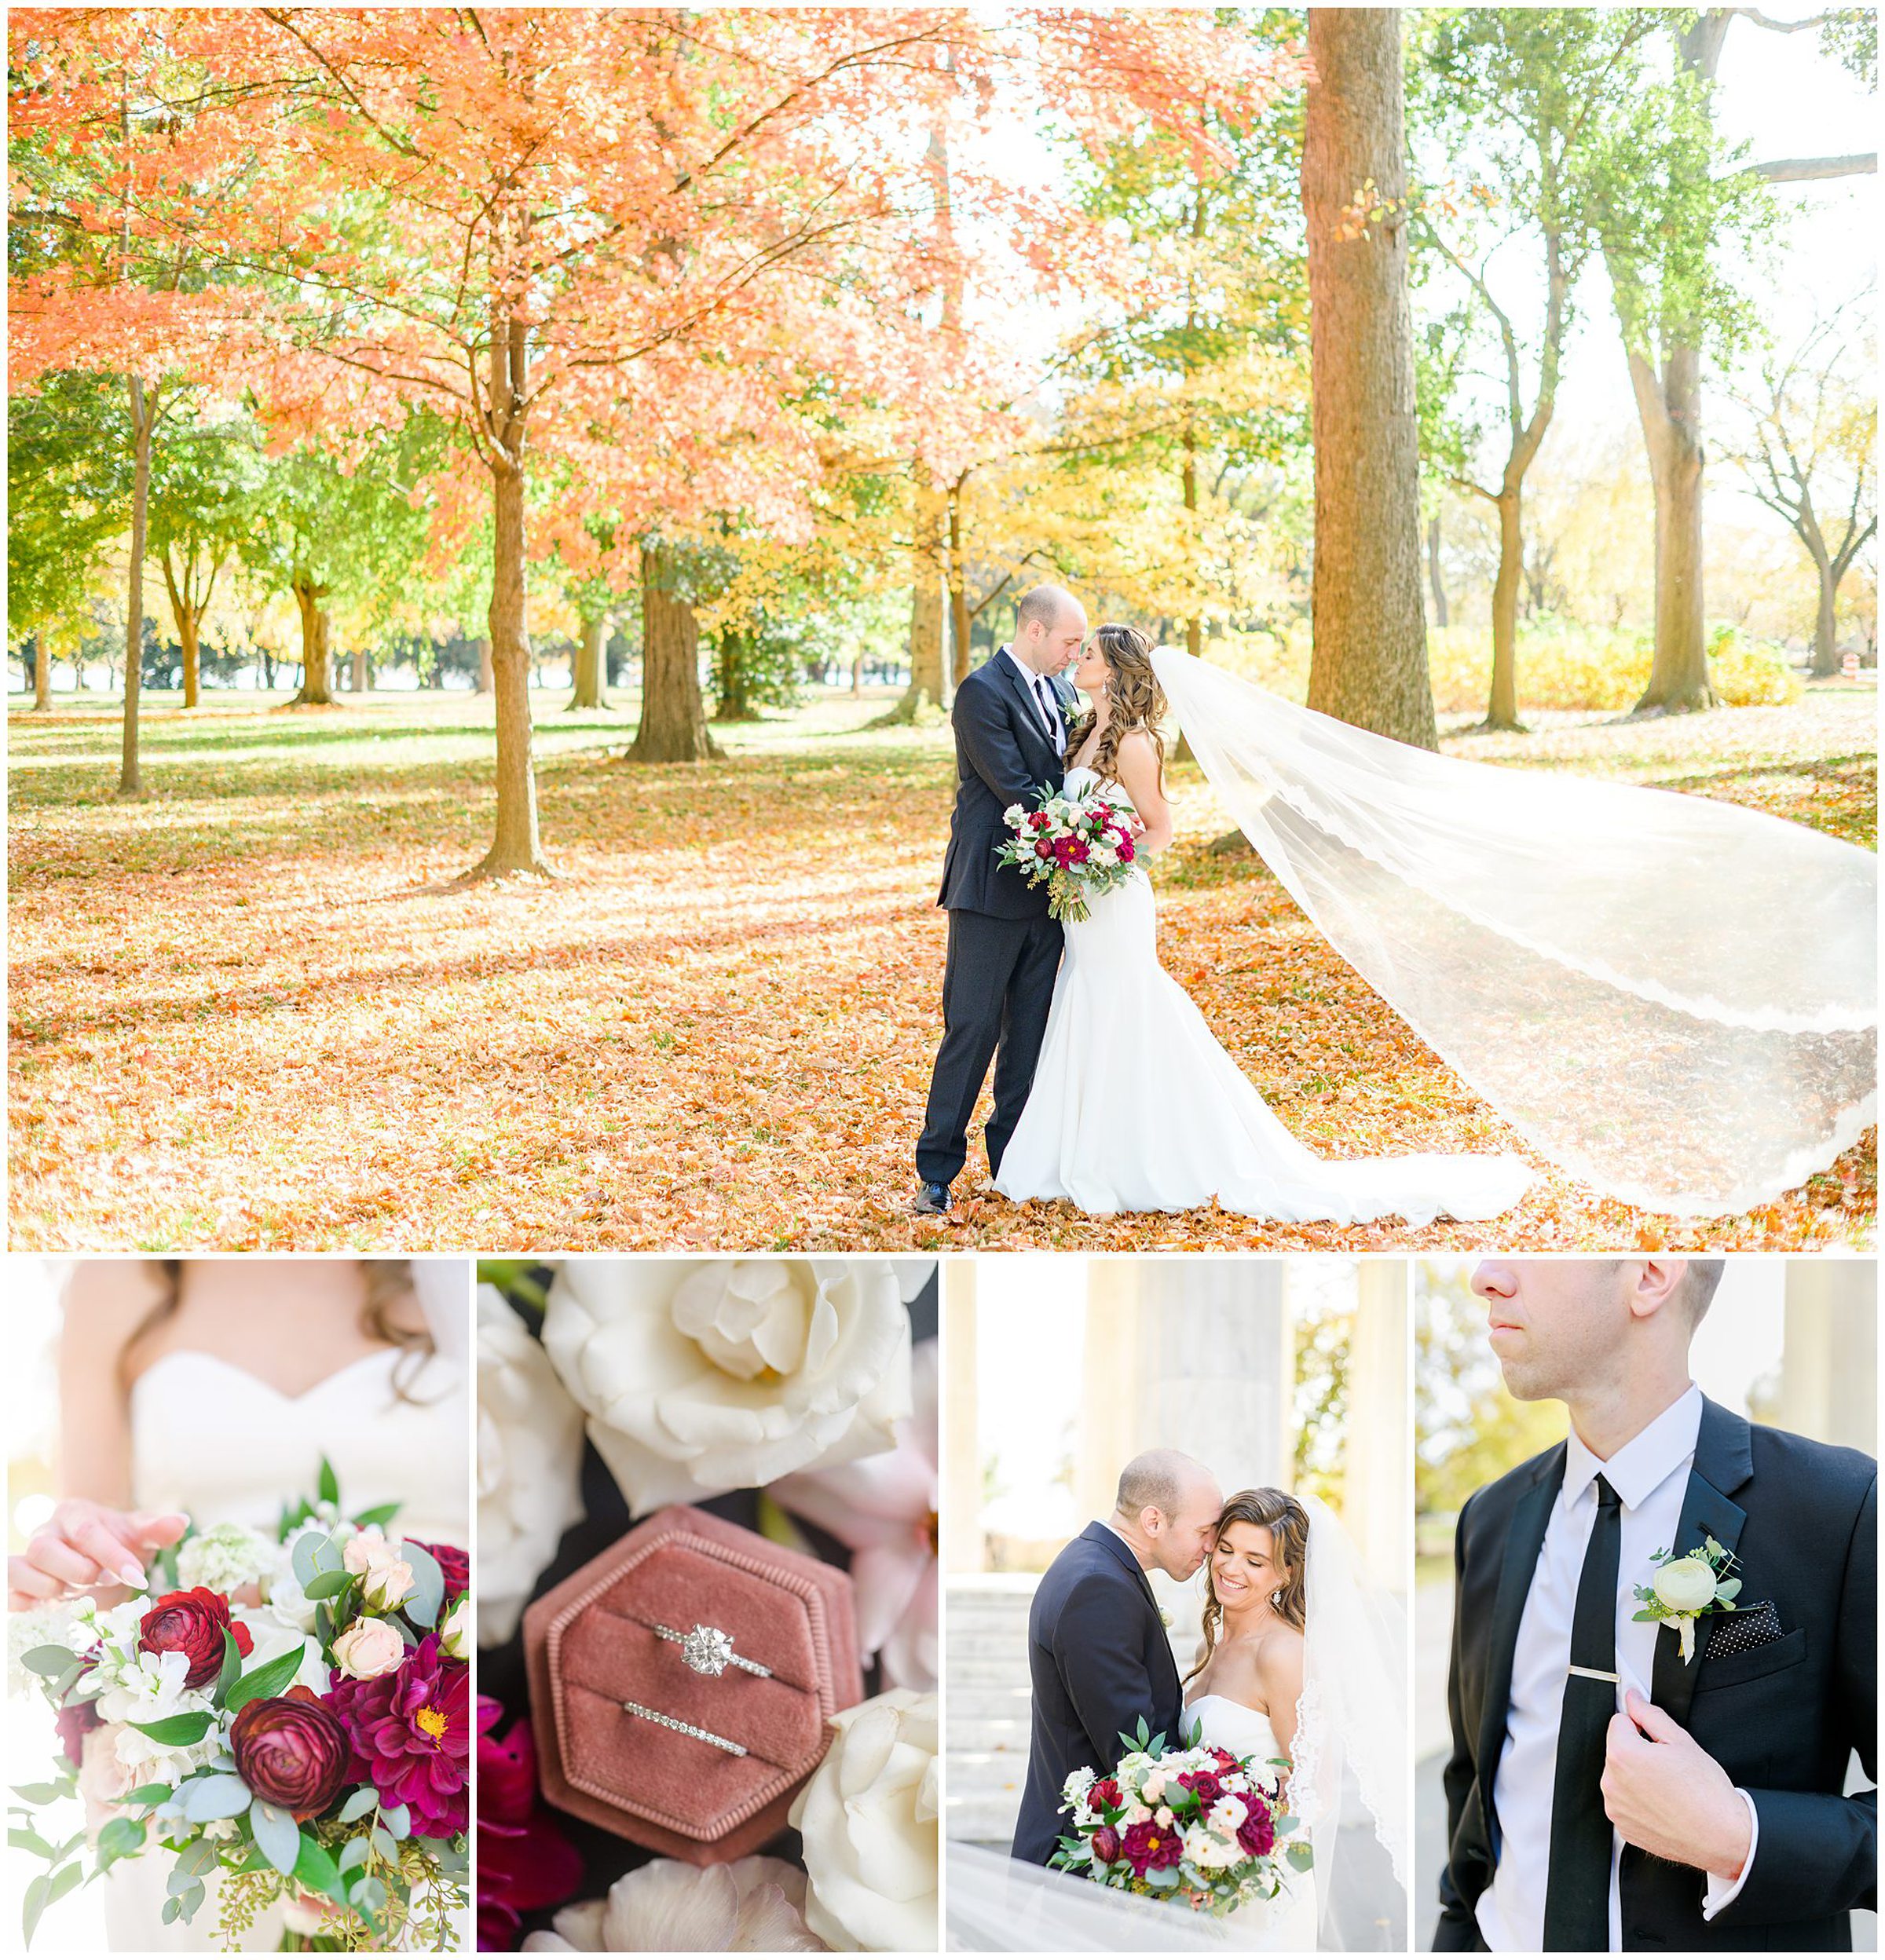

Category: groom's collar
[1082, 1519, 1157, 1596]
[1561, 1382, 1702, 1512]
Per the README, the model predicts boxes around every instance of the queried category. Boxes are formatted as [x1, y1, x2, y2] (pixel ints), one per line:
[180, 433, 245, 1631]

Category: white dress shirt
[1477, 1383, 1759, 1951]
[1001, 643, 1065, 751]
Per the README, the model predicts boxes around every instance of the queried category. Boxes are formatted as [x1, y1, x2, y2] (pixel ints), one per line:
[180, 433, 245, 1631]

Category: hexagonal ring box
[523, 1505, 863, 1863]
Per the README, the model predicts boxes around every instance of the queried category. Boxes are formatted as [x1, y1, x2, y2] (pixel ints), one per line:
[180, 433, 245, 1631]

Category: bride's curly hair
[1185, 1487, 1310, 1684]
[1063, 623, 1168, 788]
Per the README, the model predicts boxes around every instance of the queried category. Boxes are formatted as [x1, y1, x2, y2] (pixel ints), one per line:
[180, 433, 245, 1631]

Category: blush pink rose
[331, 1618, 406, 1680]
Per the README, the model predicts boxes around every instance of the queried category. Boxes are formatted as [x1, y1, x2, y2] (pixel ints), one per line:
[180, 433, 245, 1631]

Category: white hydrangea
[90, 1649, 216, 1779]
[8, 1598, 89, 1697]
[175, 1522, 276, 1596]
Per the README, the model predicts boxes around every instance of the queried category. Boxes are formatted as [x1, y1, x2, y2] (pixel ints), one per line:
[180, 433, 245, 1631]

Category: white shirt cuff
[1701, 1788, 1759, 1919]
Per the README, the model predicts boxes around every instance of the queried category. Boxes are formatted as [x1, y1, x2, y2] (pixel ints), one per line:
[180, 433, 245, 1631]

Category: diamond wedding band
[655, 1622, 772, 1679]
[621, 1699, 747, 1756]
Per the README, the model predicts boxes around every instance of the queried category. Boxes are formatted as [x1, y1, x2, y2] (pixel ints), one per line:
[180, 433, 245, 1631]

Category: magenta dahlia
[324, 1633, 469, 1838]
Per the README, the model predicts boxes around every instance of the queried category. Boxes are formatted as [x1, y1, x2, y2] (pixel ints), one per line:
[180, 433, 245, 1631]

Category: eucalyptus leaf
[120, 1783, 174, 1808]
[160, 1893, 181, 1929]
[337, 1787, 379, 1824]
[1286, 1839, 1316, 1871]
[380, 1802, 410, 1842]
[19, 1647, 82, 1679]
[400, 1541, 445, 1629]
[180, 1775, 252, 1823]
[94, 1817, 145, 1874]
[338, 1835, 372, 1874]
[369, 1826, 397, 1863]
[249, 1800, 300, 1878]
[304, 1570, 355, 1602]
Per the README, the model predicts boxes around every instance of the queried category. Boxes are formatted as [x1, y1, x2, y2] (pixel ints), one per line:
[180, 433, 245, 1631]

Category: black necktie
[1031, 674, 1057, 740]
[1543, 1472, 1622, 1951]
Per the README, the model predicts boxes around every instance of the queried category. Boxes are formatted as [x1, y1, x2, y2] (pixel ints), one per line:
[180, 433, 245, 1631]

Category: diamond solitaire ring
[621, 1700, 746, 1755]
[654, 1622, 772, 1679]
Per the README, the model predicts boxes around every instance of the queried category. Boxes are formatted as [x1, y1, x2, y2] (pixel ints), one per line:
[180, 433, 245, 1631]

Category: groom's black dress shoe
[913, 1180, 953, 1216]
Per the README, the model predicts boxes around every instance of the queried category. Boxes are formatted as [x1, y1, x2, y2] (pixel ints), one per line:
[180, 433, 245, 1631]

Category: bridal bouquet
[997, 782, 1142, 923]
[13, 1463, 470, 1951]
[1049, 1717, 1311, 1918]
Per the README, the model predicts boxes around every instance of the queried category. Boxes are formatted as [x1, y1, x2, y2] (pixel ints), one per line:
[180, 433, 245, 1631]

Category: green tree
[1410, 9, 1656, 729]
[147, 404, 264, 706]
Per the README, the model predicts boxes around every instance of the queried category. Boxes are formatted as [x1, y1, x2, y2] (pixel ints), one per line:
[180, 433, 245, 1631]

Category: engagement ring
[655, 1622, 773, 1679]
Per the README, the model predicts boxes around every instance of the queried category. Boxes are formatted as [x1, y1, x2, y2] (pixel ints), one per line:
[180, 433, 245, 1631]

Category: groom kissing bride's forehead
[1440, 1259, 1877, 1955]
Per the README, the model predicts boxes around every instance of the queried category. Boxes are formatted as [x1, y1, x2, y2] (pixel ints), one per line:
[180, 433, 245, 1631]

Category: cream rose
[331, 1617, 406, 1680]
[439, 1596, 470, 1660]
[789, 1689, 937, 1954]
[479, 1283, 587, 1647]
[1652, 1556, 1718, 1614]
[542, 1261, 911, 1512]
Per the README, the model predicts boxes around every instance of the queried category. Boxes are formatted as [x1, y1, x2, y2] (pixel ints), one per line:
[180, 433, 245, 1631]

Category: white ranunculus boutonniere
[1158, 1608, 1173, 1630]
[1631, 1537, 1742, 1662]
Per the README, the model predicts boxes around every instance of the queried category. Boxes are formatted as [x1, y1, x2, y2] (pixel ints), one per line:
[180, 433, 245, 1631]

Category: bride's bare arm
[6, 1263, 186, 1607]
[1114, 730, 1173, 854]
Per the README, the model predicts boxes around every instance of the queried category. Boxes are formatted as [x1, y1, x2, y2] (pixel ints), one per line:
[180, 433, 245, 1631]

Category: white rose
[439, 1596, 470, 1660]
[789, 1689, 937, 1953]
[1003, 803, 1025, 826]
[1653, 1556, 1718, 1614]
[331, 1617, 406, 1680]
[479, 1284, 586, 1647]
[543, 1260, 911, 1512]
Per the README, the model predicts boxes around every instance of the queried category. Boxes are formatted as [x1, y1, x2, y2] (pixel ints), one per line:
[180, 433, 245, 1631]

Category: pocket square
[1704, 1600, 1784, 1659]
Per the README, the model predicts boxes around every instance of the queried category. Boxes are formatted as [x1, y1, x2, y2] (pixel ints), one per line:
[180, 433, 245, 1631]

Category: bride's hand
[7, 1501, 188, 1608]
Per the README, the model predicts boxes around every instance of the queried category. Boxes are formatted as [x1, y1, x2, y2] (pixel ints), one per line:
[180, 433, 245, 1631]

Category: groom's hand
[1601, 1690, 1753, 1881]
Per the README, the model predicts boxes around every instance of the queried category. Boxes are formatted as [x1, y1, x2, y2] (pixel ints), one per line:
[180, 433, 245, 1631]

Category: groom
[913, 582, 1087, 1214]
[1437, 1259, 1877, 1951]
[1011, 1448, 1224, 1864]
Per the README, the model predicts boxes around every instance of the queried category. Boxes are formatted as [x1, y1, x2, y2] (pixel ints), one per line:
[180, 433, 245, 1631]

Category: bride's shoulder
[1251, 1621, 1305, 1687]
[63, 1260, 167, 1353]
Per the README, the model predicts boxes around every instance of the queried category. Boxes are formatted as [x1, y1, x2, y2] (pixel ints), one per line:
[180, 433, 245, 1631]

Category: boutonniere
[1158, 1608, 1173, 1630]
[1631, 1538, 1741, 1662]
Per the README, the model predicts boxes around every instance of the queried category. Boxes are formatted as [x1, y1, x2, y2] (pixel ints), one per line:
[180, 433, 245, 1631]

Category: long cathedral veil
[1148, 649, 1877, 1216]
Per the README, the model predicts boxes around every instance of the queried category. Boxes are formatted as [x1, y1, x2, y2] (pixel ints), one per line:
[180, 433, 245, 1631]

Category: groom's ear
[1627, 1260, 1691, 1326]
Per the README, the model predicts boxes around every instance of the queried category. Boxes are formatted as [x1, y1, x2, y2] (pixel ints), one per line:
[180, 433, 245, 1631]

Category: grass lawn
[8, 678, 1875, 1251]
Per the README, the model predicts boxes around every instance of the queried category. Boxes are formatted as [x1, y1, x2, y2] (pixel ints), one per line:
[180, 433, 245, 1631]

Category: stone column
[1778, 1260, 1877, 1454]
[1345, 1260, 1411, 1583]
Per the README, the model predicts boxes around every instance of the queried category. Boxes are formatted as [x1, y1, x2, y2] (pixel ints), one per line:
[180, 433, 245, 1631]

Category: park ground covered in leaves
[8, 683, 1876, 1252]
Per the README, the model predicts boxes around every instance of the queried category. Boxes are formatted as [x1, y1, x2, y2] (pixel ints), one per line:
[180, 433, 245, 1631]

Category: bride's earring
[1270, 1589, 1283, 1609]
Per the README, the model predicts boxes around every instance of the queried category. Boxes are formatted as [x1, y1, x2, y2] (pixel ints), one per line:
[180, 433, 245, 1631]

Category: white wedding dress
[993, 766, 1534, 1224]
[102, 1335, 468, 1952]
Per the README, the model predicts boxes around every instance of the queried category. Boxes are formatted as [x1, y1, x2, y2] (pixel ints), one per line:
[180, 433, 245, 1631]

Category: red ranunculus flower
[1034, 838, 1054, 859]
[326, 1633, 469, 1839]
[1178, 1769, 1224, 1806]
[1122, 1817, 1183, 1878]
[230, 1687, 352, 1820]
[1089, 1823, 1122, 1867]
[1236, 1792, 1276, 1859]
[1089, 1777, 1122, 1812]
[411, 1540, 469, 1600]
[1210, 1746, 1239, 1772]
[138, 1588, 252, 1691]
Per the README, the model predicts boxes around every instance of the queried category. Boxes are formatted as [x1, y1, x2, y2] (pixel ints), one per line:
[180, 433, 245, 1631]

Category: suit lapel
[1648, 1398, 1754, 1725]
[993, 648, 1059, 767]
[1477, 1450, 1561, 1859]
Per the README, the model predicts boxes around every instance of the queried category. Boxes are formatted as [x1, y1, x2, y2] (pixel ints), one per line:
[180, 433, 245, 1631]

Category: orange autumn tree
[12, 8, 1300, 879]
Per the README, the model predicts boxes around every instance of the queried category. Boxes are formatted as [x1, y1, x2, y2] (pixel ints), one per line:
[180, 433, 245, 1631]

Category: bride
[947, 1486, 1407, 1951]
[994, 624, 1533, 1224]
[6, 1259, 469, 1953]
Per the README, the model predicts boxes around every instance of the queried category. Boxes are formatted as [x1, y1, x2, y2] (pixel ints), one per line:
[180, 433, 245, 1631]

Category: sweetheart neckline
[128, 1346, 401, 1406]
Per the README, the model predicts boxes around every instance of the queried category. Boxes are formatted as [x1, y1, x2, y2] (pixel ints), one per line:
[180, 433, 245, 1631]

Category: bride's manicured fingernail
[120, 1565, 145, 1587]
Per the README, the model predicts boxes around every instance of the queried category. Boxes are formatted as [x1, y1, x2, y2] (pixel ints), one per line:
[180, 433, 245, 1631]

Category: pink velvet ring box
[523, 1504, 863, 1864]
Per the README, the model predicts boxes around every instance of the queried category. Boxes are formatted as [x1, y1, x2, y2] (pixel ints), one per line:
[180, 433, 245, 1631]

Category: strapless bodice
[1186, 1692, 1287, 1774]
[130, 1346, 468, 1546]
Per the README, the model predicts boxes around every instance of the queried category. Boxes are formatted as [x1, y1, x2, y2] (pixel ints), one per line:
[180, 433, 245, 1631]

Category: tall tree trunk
[629, 541, 717, 762]
[1426, 513, 1448, 627]
[948, 482, 972, 689]
[569, 612, 607, 708]
[31, 634, 51, 710]
[1182, 435, 1203, 660]
[474, 459, 549, 874]
[1625, 338, 1716, 711]
[1486, 489, 1524, 730]
[290, 574, 335, 705]
[888, 477, 948, 720]
[119, 375, 155, 795]
[1302, 8, 1437, 748]
[1810, 543, 1840, 676]
[715, 628, 751, 722]
[351, 645, 368, 692]
[474, 635, 494, 694]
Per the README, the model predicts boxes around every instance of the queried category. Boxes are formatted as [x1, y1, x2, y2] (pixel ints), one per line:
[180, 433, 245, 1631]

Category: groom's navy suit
[1012, 1522, 1186, 1865]
[1437, 1397, 1876, 1951]
[916, 649, 1069, 1188]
